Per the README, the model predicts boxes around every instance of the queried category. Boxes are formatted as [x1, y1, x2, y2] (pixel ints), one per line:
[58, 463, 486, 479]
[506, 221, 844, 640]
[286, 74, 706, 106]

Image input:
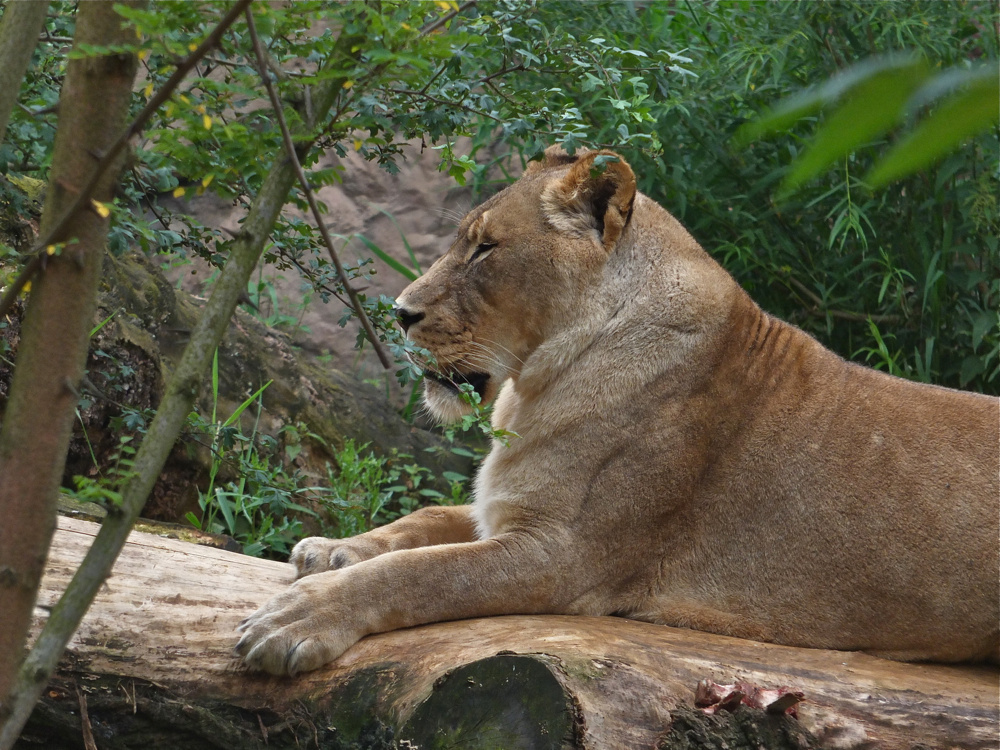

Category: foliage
[518, 0, 997, 393]
[3, 1, 995, 554]
[68, 434, 136, 510]
[185, 423, 470, 557]
[319, 438, 468, 538]
[734, 55, 999, 194]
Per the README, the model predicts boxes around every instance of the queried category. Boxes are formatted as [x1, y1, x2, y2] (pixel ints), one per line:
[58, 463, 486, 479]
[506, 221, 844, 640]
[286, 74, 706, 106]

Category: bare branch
[785, 274, 902, 325]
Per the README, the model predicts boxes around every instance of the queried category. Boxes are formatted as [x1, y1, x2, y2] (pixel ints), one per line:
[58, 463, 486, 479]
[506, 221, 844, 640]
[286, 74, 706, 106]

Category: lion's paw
[289, 536, 369, 578]
[235, 575, 360, 675]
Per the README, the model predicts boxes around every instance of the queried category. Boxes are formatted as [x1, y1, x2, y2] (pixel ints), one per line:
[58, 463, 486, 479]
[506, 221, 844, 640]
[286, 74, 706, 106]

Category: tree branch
[0, 0, 52, 151]
[0, 3, 268, 744]
[0, 13, 374, 743]
[389, 88, 504, 122]
[420, 0, 477, 36]
[785, 274, 902, 325]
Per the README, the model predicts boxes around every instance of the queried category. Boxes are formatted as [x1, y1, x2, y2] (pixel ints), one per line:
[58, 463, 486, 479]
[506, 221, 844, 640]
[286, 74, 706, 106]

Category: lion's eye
[470, 242, 497, 263]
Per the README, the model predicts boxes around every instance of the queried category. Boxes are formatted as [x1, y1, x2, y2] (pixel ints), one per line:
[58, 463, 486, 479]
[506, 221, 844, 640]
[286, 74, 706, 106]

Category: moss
[657, 705, 818, 750]
[6, 174, 46, 205]
[400, 655, 577, 750]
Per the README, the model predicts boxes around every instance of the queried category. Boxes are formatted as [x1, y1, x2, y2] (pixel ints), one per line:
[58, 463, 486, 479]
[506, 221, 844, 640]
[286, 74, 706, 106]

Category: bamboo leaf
[867, 67, 999, 188]
[777, 60, 930, 195]
[733, 55, 926, 147]
[222, 379, 273, 428]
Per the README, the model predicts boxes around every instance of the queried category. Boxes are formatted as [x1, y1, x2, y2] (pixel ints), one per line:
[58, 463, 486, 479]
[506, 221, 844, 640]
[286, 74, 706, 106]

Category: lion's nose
[395, 306, 425, 333]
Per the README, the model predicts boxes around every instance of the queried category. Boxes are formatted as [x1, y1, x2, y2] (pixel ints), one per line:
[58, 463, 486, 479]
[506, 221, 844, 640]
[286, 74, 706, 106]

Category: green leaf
[372, 206, 422, 273]
[89, 307, 121, 338]
[211, 348, 219, 424]
[867, 66, 999, 187]
[222, 380, 273, 428]
[733, 54, 927, 148]
[778, 59, 931, 194]
[971, 310, 999, 351]
[960, 355, 986, 386]
[215, 491, 236, 533]
[357, 234, 420, 281]
[242, 542, 265, 557]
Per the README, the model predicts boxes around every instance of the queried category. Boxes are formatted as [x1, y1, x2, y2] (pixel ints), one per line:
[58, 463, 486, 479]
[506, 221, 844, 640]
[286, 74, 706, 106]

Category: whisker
[465, 343, 515, 375]
[434, 205, 471, 226]
[464, 353, 514, 378]
[477, 338, 525, 367]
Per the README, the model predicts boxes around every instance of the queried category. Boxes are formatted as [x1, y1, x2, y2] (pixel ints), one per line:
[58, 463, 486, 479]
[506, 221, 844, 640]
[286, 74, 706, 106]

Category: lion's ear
[541, 150, 636, 251]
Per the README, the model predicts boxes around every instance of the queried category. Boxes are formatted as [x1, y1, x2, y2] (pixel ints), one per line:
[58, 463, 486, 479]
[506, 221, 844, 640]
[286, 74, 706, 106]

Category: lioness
[237, 147, 999, 675]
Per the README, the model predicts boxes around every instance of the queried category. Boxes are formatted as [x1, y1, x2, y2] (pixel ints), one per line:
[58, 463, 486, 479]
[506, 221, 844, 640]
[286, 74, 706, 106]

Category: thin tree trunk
[0, 15, 366, 746]
[0, 0, 51, 150]
[0, 0, 140, 722]
[17, 517, 1000, 750]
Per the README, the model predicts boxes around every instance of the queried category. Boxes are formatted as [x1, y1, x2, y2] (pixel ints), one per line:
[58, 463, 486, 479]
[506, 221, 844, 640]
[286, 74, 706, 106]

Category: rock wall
[161, 142, 495, 384]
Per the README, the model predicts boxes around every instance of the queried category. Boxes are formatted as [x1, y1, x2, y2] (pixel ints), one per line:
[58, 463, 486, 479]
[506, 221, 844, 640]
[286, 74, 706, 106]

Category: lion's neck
[511, 233, 743, 418]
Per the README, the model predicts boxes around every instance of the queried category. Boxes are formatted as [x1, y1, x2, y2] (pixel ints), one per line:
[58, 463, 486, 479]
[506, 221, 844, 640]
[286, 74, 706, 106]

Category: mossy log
[18, 517, 999, 749]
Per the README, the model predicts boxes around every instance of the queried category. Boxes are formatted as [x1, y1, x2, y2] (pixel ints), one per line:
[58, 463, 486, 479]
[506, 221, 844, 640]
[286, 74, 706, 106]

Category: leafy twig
[420, 0, 477, 36]
[245, 9, 392, 370]
[0, 4, 258, 745]
[0, 0, 254, 321]
[389, 88, 504, 122]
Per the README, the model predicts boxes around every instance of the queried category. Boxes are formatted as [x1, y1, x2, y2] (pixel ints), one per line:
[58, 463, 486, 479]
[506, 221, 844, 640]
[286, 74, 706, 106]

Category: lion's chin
[422, 370, 493, 423]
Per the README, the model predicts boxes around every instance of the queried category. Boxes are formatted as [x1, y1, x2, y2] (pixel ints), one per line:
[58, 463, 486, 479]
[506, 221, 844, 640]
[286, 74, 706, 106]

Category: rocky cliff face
[161, 142, 486, 384]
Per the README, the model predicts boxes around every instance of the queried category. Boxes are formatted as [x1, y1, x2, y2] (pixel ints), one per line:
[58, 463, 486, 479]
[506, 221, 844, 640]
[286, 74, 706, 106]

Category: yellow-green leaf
[778, 60, 931, 195]
[867, 67, 999, 187]
[734, 55, 927, 148]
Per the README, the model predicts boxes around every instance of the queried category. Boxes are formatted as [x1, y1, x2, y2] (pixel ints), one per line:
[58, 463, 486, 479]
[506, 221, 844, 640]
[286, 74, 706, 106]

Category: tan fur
[237, 147, 1000, 675]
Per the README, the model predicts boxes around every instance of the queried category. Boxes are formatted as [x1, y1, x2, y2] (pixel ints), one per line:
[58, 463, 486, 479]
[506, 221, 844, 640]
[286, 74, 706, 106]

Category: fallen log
[16, 516, 999, 749]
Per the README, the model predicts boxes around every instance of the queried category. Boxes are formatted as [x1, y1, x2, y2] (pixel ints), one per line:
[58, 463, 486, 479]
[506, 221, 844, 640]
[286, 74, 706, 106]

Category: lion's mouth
[425, 370, 490, 400]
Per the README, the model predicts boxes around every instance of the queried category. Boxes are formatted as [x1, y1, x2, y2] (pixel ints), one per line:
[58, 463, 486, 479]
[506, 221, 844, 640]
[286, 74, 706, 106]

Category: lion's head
[395, 146, 637, 421]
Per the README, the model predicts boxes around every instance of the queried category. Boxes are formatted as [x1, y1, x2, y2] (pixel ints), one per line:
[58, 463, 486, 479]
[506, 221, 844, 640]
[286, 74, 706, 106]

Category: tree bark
[17, 516, 1000, 750]
[0, 0, 51, 150]
[0, 0, 140, 717]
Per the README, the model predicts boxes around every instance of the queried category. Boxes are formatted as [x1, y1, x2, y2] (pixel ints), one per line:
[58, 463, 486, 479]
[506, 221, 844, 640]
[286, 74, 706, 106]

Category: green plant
[181, 350, 312, 557]
[735, 55, 999, 193]
[185, 443, 315, 558]
[540, 0, 996, 394]
[318, 439, 469, 538]
[68, 434, 137, 510]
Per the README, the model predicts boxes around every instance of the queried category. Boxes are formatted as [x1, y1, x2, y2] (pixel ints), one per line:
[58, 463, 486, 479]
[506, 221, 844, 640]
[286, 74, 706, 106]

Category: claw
[234, 632, 250, 656]
[285, 639, 306, 676]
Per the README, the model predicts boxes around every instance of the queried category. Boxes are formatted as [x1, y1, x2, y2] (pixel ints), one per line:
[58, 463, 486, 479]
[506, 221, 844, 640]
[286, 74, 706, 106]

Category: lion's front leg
[236, 532, 567, 675]
[290, 504, 478, 578]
